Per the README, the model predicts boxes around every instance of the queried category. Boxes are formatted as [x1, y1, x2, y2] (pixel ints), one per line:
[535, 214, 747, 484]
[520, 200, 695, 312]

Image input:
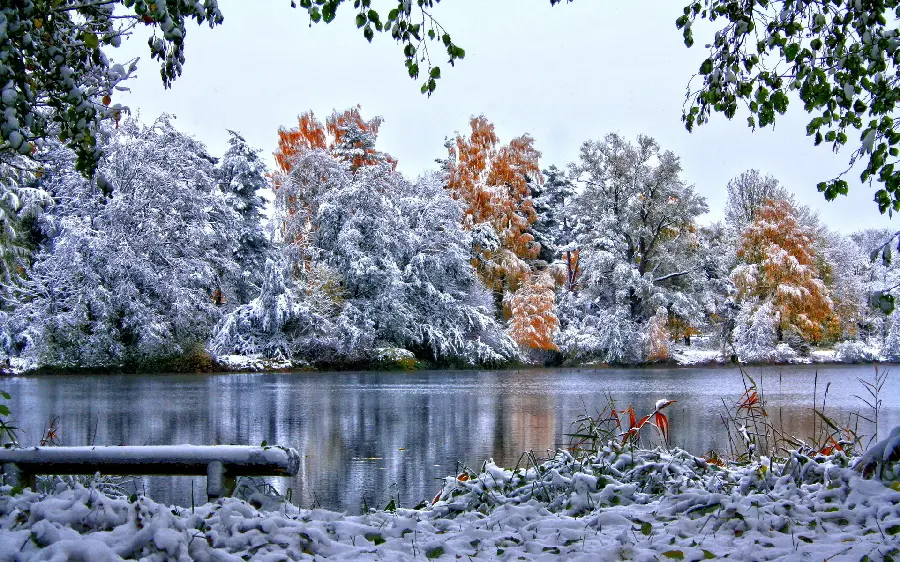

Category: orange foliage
[447, 116, 541, 291]
[666, 312, 700, 344]
[646, 309, 670, 362]
[733, 199, 834, 342]
[507, 272, 559, 351]
[274, 105, 395, 176]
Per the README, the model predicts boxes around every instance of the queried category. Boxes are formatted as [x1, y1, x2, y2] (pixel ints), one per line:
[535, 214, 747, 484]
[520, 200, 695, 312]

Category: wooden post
[3, 462, 35, 491]
[207, 460, 224, 500]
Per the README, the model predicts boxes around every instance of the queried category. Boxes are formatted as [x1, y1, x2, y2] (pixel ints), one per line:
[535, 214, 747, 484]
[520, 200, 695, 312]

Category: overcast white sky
[110, 0, 895, 234]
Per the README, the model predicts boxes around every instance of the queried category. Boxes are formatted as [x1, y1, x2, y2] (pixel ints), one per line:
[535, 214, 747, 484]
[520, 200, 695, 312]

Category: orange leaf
[654, 411, 670, 443]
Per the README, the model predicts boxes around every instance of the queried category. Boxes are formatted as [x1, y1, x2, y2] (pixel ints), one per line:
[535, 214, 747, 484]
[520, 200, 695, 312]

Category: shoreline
[2, 352, 895, 378]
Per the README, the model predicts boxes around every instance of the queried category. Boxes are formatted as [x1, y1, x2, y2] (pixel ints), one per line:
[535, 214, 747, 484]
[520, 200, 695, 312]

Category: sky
[109, 0, 897, 234]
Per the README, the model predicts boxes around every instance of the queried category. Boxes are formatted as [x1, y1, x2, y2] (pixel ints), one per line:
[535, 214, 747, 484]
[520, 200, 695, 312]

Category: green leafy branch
[290, 0, 465, 96]
[678, 0, 900, 213]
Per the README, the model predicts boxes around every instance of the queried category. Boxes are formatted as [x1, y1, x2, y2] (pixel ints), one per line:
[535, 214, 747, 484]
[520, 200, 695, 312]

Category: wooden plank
[0, 445, 300, 477]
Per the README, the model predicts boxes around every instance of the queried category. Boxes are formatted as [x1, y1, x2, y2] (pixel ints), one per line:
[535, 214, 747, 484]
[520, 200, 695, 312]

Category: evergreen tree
[532, 165, 575, 265]
[218, 130, 271, 303]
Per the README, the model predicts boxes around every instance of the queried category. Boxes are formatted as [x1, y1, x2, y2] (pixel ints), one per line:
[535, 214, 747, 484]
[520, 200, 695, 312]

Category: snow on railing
[0, 445, 300, 500]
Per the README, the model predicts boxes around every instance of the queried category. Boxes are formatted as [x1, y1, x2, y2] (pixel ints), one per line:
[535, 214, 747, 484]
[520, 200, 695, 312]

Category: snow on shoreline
[2, 445, 899, 561]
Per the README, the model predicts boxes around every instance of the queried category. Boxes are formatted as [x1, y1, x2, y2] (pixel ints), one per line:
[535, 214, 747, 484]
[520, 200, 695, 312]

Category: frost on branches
[556, 134, 709, 364]
[12, 116, 241, 367]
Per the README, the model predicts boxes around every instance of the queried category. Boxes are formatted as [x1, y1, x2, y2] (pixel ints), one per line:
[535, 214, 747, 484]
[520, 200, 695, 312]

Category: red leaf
[655, 412, 670, 443]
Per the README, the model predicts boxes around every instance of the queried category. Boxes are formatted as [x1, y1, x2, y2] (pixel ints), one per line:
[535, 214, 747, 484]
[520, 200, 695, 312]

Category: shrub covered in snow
[835, 340, 881, 363]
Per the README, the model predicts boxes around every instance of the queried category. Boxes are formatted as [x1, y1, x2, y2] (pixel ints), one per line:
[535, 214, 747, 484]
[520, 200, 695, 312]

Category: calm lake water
[3, 364, 898, 511]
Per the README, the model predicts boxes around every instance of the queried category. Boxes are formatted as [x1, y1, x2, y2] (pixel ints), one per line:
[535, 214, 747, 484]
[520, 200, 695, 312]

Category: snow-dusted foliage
[217, 131, 271, 304]
[556, 134, 708, 364]
[210, 259, 337, 361]
[311, 165, 517, 365]
[732, 299, 779, 363]
[834, 340, 881, 363]
[731, 198, 833, 348]
[12, 116, 241, 367]
[2, 443, 896, 560]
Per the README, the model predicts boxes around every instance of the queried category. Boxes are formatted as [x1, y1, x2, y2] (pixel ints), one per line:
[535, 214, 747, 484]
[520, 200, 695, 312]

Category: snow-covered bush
[835, 340, 881, 363]
[557, 305, 645, 364]
[210, 259, 337, 362]
[732, 300, 779, 363]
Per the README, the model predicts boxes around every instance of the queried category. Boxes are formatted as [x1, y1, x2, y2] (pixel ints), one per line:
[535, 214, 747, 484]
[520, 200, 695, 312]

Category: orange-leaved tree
[446, 115, 541, 295]
[732, 198, 834, 342]
[272, 106, 394, 252]
[274, 106, 394, 177]
[507, 271, 560, 351]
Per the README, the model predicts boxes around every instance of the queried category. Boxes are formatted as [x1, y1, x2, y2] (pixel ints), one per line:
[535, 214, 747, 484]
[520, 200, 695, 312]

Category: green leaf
[429, 66, 441, 79]
[699, 59, 714, 75]
[0, 391, 9, 400]
[425, 546, 444, 559]
[260, 440, 268, 447]
[640, 521, 652, 536]
[364, 532, 386, 545]
[83, 31, 99, 49]
[0, 405, 9, 416]
[702, 550, 718, 559]
[785, 43, 800, 62]
[663, 551, 685, 560]
[355, 13, 366, 27]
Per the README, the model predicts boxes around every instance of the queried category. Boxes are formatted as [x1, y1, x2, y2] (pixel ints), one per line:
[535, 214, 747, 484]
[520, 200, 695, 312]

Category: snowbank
[2, 445, 898, 560]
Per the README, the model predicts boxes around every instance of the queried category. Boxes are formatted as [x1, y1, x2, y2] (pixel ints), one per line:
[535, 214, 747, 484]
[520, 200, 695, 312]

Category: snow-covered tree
[724, 170, 791, 232]
[311, 164, 517, 365]
[13, 116, 241, 367]
[218, 131, 271, 303]
[883, 312, 900, 362]
[446, 116, 541, 297]
[557, 133, 708, 363]
[732, 198, 834, 345]
[507, 271, 560, 353]
[532, 165, 576, 265]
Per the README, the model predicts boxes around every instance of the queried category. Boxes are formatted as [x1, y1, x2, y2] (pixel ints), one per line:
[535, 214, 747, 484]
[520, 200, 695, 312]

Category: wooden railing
[0, 445, 300, 500]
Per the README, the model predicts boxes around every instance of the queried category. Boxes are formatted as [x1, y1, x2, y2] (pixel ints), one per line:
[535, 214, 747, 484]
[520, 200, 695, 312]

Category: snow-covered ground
[2, 443, 899, 561]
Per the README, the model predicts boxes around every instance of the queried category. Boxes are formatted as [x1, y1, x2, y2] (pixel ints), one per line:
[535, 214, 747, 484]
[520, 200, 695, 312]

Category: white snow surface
[2, 446, 899, 561]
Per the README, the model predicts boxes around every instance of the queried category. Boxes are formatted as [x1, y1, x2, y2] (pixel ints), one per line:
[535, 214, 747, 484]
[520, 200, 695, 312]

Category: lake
[2, 364, 898, 511]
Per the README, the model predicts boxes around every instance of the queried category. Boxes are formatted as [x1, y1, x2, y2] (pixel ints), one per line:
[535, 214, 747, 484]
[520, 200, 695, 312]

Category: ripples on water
[4, 364, 898, 511]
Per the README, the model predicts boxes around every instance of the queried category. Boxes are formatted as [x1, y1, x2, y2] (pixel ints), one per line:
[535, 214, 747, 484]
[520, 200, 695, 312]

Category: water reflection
[4, 364, 898, 511]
